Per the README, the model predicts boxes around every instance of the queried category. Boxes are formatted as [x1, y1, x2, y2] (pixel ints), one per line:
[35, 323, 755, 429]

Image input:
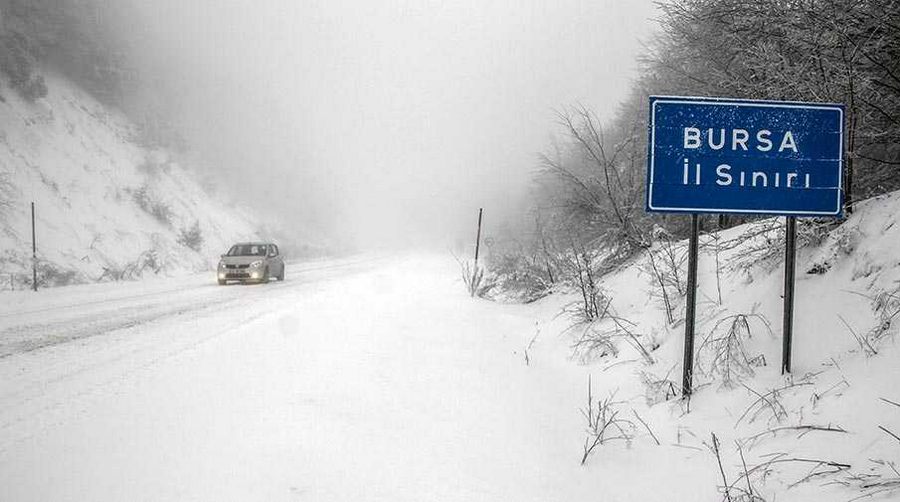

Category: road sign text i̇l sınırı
[645, 96, 845, 398]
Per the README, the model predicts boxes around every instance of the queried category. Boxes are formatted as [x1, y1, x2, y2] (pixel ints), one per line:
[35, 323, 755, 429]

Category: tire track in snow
[0, 256, 384, 358]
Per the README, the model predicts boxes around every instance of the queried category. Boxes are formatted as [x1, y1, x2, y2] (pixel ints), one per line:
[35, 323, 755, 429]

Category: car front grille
[225, 272, 251, 279]
[225, 264, 250, 269]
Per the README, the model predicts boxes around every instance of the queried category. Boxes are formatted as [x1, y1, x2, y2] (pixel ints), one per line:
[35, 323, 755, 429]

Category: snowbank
[537, 190, 900, 501]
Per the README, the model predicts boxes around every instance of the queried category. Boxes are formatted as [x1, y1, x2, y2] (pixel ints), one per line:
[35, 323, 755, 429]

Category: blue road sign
[646, 96, 844, 217]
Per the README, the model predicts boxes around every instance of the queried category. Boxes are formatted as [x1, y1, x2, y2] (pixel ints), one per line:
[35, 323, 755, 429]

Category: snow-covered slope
[536, 190, 900, 501]
[0, 73, 268, 288]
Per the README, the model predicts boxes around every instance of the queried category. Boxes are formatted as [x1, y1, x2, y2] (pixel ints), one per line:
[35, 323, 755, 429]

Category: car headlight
[249, 260, 263, 268]
[218, 262, 226, 268]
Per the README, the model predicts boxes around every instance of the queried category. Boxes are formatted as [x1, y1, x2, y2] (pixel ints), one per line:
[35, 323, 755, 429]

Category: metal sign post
[646, 96, 844, 393]
[782, 217, 797, 374]
[682, 215, 700, 396]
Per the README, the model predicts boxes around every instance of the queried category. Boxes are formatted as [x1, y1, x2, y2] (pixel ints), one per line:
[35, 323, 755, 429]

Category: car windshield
[226, 244, 268, 256]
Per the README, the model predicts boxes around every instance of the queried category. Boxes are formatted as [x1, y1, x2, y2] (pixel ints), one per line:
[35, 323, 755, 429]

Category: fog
[123, 0, 657, 251]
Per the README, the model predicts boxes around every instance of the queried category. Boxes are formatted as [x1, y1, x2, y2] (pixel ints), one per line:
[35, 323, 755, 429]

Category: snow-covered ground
[0, 252, 712, 501]
[574, 192, 900, 501]
[1, 192, 898, 501]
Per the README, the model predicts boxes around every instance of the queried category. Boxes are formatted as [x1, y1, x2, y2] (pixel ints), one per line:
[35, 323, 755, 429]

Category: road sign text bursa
[646, 96, 844, 217]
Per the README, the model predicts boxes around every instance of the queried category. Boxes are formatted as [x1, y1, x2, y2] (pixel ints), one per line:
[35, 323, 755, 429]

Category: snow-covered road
[0, 256, 381, 357]
[0, 254, 712, 501]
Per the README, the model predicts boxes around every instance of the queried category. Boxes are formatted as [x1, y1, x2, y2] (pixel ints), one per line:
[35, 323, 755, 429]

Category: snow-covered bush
[457, 259, 495, 299]
[571, 324, 619, 362]
[131, 184, 173, 226]
[177, 221, 203, 252]
[580, 381, 635, 465]
[29, 260, 81, 288]
[0, 170, 15, 217]
[640, 369, 679, 406]
[697, 314, 771, 389]
[640, 237, 687, 324]
[484, 250, 553, 303]
[559, 246, 608, 323]
[98, 250, 162, 282]
[865, 286, 900, 348]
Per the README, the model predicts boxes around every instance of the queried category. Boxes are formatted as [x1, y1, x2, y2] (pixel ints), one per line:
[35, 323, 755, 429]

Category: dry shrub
[869, 286, 900, 345]
[30, 261, 80, 288]
[457, 259, 495, 298]
[131, 184, 173, 226]
[558, 245, 609, 323]
[640, 368, 680, 406]
[177, 220, 203, 251]
[485, 250, 553, 303]
[698, 314, 771, 388]
[580, 379, 634, 465]
[640, 235, 687, 324]
[721, 218, 844, 274]
[98, 250, 162, 282]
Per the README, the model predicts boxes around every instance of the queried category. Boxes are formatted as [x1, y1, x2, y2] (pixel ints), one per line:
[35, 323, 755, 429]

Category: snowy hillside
[0, 72, 270, 288]
[525, 190, 900, 501]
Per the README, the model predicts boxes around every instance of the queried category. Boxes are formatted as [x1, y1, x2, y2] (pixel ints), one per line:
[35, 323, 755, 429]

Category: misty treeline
[0, 0, 180, 148]
[481, 0, 900, 305]
[1, 0, 122, 101]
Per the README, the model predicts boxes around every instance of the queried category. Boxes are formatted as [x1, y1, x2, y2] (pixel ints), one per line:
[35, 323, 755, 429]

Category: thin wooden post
[466, 208, 485, 298]
[31, 202, 37, 292]
[474, 208, 483, 267]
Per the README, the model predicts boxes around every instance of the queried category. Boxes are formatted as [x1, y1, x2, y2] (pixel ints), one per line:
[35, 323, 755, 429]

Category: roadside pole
[782, 217, 797, 374]
[474, 208, 483, 267]
[31, 201, 37, 292]
[681, 214, 699, 397]
[467, 208, 484, 298]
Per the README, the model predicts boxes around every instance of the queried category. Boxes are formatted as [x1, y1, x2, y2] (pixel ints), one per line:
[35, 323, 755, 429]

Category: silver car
[217, 242, 285, 285]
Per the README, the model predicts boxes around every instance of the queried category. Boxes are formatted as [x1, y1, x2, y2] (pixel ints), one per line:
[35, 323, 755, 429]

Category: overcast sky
[125, 0, 658, 250]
